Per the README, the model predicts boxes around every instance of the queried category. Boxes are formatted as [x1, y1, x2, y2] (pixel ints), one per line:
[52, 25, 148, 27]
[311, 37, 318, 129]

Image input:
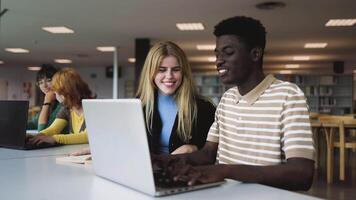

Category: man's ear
[250, 47, 263, 62]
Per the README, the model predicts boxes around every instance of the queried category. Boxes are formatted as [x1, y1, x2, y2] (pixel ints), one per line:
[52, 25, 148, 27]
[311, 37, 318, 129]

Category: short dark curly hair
[214, 16, 266, 50]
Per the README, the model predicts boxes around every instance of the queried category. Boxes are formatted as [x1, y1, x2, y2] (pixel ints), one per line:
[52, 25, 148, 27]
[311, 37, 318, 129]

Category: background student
[136, 41, 216, 155]
[29, 68, 94, 145]
[27, 64, 67, 133]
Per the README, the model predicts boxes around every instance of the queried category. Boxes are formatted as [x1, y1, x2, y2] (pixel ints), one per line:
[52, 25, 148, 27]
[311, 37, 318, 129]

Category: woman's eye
[173, 68, 181, 72]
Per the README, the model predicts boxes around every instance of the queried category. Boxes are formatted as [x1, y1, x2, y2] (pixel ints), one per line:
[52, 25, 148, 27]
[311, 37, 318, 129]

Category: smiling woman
[136, 41, 216, 155]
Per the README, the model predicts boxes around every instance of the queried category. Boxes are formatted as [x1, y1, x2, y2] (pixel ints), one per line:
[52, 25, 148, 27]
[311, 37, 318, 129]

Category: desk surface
[0, 145, 320, 200]
[0, 144, 88, 160]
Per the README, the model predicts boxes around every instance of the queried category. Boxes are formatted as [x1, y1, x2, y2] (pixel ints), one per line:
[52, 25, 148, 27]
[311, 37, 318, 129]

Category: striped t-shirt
[207, 74, 315, 166]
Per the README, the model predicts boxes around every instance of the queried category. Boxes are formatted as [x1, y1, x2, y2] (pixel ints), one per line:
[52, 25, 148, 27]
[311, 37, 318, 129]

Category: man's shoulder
[270, 79, 303, 94]
[222, 86, 238, 97]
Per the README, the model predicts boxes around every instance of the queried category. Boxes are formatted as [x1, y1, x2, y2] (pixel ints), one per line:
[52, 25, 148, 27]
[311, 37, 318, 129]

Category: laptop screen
[0, 100, 29, 148]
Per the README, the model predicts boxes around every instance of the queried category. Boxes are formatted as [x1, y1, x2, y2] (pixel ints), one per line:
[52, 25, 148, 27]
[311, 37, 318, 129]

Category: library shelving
[276, 74, 353, 115]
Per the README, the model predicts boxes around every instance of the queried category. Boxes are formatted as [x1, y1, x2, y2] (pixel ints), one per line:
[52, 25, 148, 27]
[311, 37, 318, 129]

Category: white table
[0, 144, 88, 160]
[0, 145, 321, 200]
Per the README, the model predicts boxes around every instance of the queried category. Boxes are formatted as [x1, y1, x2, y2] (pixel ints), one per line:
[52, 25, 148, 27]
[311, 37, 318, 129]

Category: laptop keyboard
[24, 141, 60, 150]
[153, 169, 189, 188]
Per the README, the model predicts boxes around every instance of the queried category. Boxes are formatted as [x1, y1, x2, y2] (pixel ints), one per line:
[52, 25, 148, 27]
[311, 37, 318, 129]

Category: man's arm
[220, 158, 314, 190]
[176, 157, 314, 191]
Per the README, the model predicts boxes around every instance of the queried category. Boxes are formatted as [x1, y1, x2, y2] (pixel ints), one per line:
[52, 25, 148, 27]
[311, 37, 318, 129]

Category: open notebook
[56, 154, 92, 164]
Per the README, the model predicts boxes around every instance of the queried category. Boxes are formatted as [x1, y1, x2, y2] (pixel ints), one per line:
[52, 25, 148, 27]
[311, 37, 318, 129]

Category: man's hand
[171, 144, 198, 155]
[151, 154, 181, 174]
[28, 134, 56, 145]
[173, 164, 226, 186]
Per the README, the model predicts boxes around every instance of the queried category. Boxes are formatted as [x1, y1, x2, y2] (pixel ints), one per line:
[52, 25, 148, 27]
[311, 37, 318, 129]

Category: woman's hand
[28, 134, 56, 145]
[44, 91, 56, 104]
[171, 144, 198, 155]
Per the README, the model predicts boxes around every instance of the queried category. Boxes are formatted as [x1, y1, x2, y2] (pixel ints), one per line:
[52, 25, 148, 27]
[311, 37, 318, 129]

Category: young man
[155, 16, 315, 191]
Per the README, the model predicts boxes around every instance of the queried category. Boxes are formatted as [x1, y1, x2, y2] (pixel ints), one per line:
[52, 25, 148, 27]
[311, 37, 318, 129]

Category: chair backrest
[318, 115, 354, 123]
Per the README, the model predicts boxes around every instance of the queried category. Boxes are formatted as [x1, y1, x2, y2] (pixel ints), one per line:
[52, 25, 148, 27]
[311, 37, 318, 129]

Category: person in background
[29, 68, 94, 145]
[27, 64, 67, 133]
[153, 16, 315, 191]
[136, 41, 216, 155]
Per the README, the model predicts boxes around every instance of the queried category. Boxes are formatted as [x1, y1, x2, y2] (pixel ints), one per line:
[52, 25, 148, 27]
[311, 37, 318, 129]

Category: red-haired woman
[29, 68, 94, 145]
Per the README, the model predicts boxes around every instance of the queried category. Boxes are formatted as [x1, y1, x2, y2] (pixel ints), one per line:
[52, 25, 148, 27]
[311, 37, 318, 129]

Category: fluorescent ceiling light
[128, 58, 136, 63]
[28, 66, 42, 71]
[279, 70, 292, 74]
[54, 59, 72, 64]
[5, 48, 30, 53]
[208, 57, 216, 62]
[325, 19, 356, 27]
[293, 56, 310, 61]
[304, 43, 328, 48]
[42, 26, 74, 33]
[285, 64, 300, 69]
[176, 23, 204, 31]
[97, 46, 116, 52]
[0, 60, 4, 64]
[197, 45, 216, 50]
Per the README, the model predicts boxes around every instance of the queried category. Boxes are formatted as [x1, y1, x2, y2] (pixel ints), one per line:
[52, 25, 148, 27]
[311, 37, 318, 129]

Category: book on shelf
[319, 76, 334, 85]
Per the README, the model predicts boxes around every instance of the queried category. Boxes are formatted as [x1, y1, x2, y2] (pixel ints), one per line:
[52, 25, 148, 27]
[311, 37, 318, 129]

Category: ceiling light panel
[5, 48, 30, 53]
[176, 23, 204, 31]
[279, 70, 292, 74]
[325, 19, 356, 27]
[304, 43, 328, 48]
[293, 56, 310, 61]
[285, 64, 300, 69]
[197, 45, 216, 50]
[28, 66, 41, 71]
[97, 46, 116, 52]
[54, 59, 72, 64]
[208, 57, 216, 62]
[42, 26, 74, 33]
[128, 58, 136, 63]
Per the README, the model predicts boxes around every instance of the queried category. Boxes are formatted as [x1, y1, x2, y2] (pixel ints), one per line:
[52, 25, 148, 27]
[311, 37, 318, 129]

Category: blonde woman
[136, 41, 216, 155]
[29, 68, 94, 145]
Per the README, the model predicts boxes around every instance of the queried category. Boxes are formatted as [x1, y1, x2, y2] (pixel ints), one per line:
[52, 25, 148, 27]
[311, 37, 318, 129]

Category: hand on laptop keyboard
[151, 154, 225, 186]
[27, 134, 57, 146]
[151, 154, 193, 187]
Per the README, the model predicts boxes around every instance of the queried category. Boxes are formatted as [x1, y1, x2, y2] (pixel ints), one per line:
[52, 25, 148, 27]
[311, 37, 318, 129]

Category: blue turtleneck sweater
[157, 92, 178, 154]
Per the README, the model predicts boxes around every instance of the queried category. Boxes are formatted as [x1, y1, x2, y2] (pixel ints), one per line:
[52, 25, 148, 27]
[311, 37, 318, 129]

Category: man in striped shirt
[155, 16, 315, 191]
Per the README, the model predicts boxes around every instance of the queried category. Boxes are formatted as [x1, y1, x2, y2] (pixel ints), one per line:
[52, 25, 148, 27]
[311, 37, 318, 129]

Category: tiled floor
[299, 150, 356, 200]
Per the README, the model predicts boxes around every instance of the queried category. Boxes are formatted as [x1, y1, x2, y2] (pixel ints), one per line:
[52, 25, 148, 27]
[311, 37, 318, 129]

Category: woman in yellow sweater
[29, 68, 94, 145]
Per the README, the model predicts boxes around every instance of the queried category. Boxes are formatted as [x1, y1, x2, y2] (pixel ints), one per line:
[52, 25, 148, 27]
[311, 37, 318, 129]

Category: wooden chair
[318, 115, 356, 183]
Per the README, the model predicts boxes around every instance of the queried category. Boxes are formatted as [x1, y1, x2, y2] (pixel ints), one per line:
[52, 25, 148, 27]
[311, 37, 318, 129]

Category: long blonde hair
[136, 41, 198, 142]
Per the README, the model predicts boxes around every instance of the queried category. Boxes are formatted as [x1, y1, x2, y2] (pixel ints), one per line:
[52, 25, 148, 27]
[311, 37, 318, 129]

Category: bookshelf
[193, 74, 232, 105]
[276, 74, 353, 115]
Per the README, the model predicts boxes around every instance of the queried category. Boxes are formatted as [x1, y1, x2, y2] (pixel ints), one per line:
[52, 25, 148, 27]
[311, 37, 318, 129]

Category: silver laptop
[82, 99, 224, 196]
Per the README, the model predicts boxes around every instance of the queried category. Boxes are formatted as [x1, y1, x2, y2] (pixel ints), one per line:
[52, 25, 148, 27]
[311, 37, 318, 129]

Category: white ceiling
[0, 0, 355, 72]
